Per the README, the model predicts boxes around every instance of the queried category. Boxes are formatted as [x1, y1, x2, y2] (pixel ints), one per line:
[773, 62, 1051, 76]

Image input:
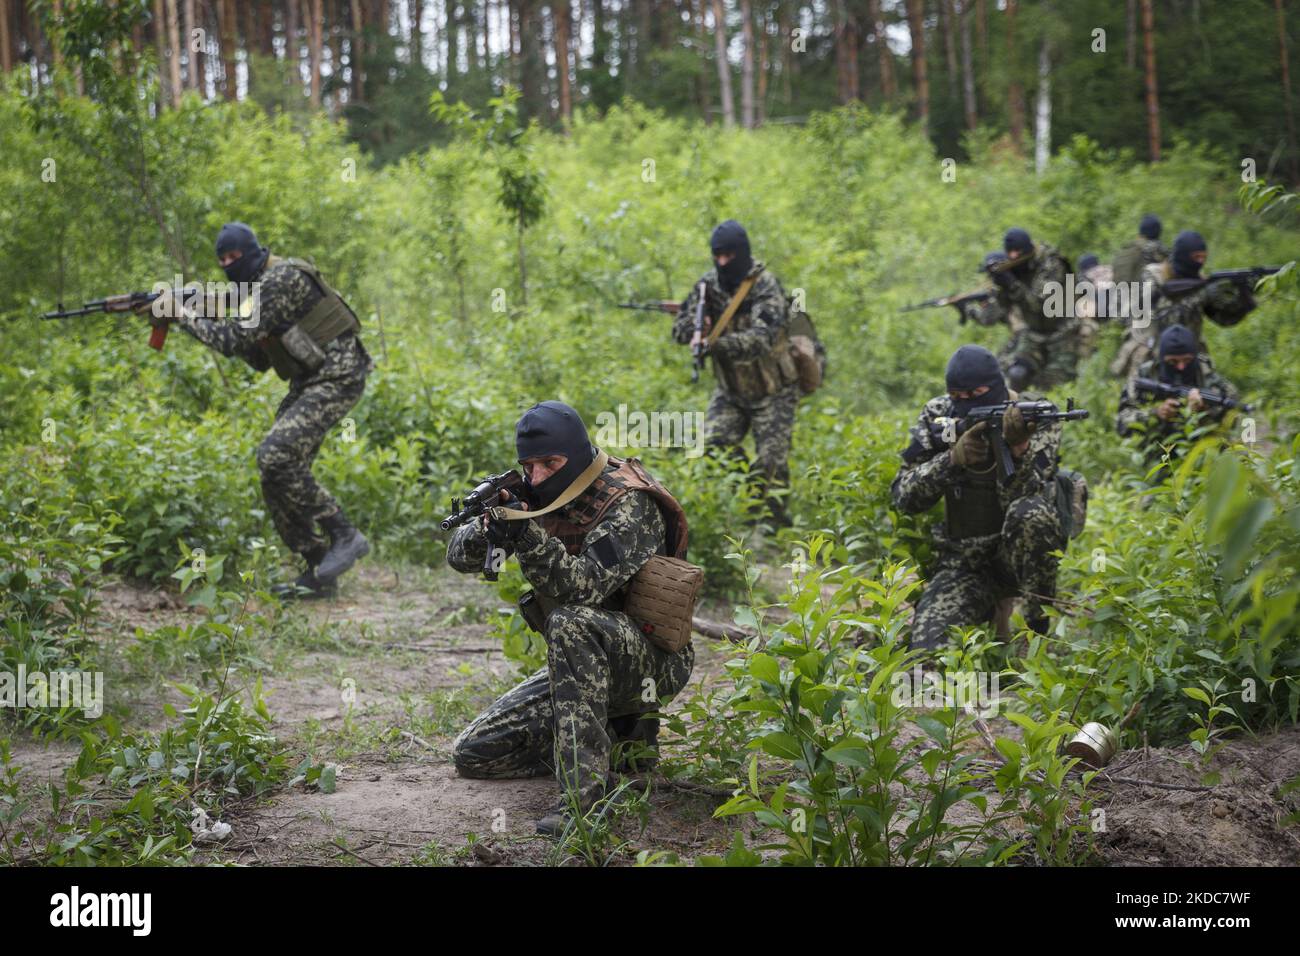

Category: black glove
[485, 512, 526, 549]
[990, 268, 1016, 290]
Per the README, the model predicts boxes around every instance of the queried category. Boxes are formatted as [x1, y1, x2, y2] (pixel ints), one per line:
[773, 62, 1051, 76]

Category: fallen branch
[332, 840, 382, 867]
[400, 730, 439, 753]
[1092, 775, 1216, 793]
[692, 616, 756, 644]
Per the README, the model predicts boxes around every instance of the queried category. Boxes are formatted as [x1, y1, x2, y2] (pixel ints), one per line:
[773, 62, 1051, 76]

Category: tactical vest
[712, 272, 799, 401]
[944, 461, 1004, 540]
[539, 457, 689, 561]
[259, 256, 362, 380]
[1150, 262, 1206, 346]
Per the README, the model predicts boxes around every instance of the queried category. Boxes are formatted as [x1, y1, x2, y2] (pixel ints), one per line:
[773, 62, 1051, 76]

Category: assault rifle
[1163, 266, 1283, 296]
[901, 288, 995, 322]
[42, 291, 172, 350]
[1132, 378, 1253, 412]
[618, 300, 680, 315]
[441, 470, 529, 581]
[688, 280, 708, 383]
[931, 399, 1090, 481]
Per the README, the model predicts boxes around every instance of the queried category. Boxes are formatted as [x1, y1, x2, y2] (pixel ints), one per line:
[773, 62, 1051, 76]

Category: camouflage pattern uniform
[991, 245, 1078, 388]
[1112, 262, 1256, 379]
[890, 394, 1066, 649]
[673, 261, 800, 517]
[1112, 236, 1168, 287]
[1116, 356, 1240, 471]
[448, 470, 694, 807]
[178, 260, 372, 564]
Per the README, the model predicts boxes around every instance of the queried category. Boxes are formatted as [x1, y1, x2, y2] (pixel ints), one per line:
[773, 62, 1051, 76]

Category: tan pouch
[279, 322, 328, 374]
[623, 555, 704, 653]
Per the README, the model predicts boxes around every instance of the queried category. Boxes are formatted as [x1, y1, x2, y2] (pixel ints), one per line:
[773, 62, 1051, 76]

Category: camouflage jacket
[891, 393, 1063, 558]
[993, 244, 1070, 335]
[447, 482, 666, 608]
[1112, 237, 1168, 286]
[672, 260, 794, 401]
[1116, 357, 1239, 442]
[179, 260, 371, 385]
[1140, 261, 1257, 350]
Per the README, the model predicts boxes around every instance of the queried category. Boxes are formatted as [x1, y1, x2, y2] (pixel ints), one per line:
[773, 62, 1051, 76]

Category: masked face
[515, 401, 597, 508]
[216, 222, 269, 284]
[710, 220, 753, 293]
[1160, 354, 1199, 386]
[945, 345, 1009, 416]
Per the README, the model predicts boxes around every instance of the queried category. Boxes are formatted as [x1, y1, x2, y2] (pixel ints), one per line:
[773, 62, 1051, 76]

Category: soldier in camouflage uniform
[447, 401, 695, 836]
[150, 223, 373, 598]
[673, 220, 800, 527]
[891, 345, 1067, 648]
[986, 228, 1078, 391]
[1114, 230, 1258, 379]
[960, 251, 1014, 331]
[1111, 213, 1168, 286]
[1074, 253, 1114, 361]
[1116, 324, 1242, 476]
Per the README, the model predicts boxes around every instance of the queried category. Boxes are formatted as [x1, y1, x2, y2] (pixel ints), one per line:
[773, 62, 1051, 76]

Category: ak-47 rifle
[901, 287, 995, 322]
[689, 280, 708, 383]
[1132, 378, 1253, 412]
[42, 291, 172, 350]
[441, 470, 528, 580]
[1163, 266, 1283, 296]
[618, 300, 680, 315]
[930, 399, 1090, 481]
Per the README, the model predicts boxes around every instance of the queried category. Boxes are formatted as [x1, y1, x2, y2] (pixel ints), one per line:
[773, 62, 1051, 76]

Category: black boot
[270, 568, 338, 601]
[316, 509, 370, 582]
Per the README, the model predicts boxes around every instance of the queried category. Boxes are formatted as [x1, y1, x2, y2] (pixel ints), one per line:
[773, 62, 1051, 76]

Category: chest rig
[258, 256, 362, 380]
[539, 457, 689, 560]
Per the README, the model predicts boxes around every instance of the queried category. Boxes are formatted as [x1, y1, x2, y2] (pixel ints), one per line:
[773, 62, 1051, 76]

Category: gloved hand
[1205, 278, 1239, 309]
[990, 267, 1016, 290]
[485, 512, 527, 549]
[1002, 403, 1034, 447]
[951, 420, 992, 469]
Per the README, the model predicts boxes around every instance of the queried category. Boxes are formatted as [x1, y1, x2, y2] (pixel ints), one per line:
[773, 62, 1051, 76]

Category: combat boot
[535, 803, 573, 838]
[270, 569, 338, 601]
[316, 509, 370, 581]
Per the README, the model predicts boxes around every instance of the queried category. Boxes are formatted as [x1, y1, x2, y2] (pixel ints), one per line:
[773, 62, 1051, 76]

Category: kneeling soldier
[891, 346, 1068, 647]
[447, 401, 695, 836]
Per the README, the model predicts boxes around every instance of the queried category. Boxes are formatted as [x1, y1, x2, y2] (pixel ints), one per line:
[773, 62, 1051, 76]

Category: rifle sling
[489, 450, 611, 522]
[705, 275, 759, 348]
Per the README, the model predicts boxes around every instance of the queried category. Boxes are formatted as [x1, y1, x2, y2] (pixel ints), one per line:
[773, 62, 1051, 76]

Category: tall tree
[409, 0, 422, 68]
[833, 0, 860, 105]
[1276, 0, 1299, 183]
[217, 0, 236, 100]
[1034, 33, 1050, 174]
[866, 0, 895, 99]
[1140, 0, 1160, 161]
[1005, 0, 1025, 149]
[166, 0, 183, 104]
[551, 1, 573, 126]
[350, 0, 365, 102]
[959, 0, 976, 129]
[710, 0, 735, 128]
[308, 0, 323, 106]
[905, 0, 928, 133]
[740, 0, 755, 127]
[938, 0, 958, 101]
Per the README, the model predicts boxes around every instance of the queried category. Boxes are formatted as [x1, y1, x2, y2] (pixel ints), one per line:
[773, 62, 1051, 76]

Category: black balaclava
[711, 220, 754, 294]
[1078, 253, 1100, 273]
[1003, 228, 1034, 270]
[515, 401, 598, 508]
[1139, 213, 1162, 240]
[946, 345, 1009, 417]
[981, 250, 1008, 273]
[216, 222, 270, 284]
[1157, 324, 1200, 386]
[1171, 230, 1207, 279]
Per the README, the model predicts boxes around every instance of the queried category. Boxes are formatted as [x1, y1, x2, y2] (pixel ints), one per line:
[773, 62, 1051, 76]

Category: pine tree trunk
[867, 0, 895, 99]
[710, 0, 735, 128]
[286, 0, 300, 91]
[1276, 0, 1299, 183]
[834, 0, 860, 104]
[153, 0, 169, 102]
[1, 0, 12, 74]
[409, 0, 421, 68]
[1006, 0, 1025, 150]
[309, 0, 323, 106]
[756, 3, 768, 123]
[217, 0, 236, 99]
[940, 0, 958, 100]
[1140, 0, 1160, 161]
[552, 1, 572, 127]
[350, 0, 365, 101]
[740, 0, 755, 127]
[960, 0, 976, 129]
[905, 0, 928, 133]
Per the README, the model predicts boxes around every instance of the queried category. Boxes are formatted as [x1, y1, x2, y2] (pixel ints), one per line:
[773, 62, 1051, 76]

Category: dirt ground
[6, 560, 1299, 866]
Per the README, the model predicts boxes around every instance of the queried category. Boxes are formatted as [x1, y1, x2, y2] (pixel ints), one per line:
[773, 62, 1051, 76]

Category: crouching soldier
[446, 401, 695, 836]
[1116, 323, 1243, 476]
[891, 346, 1068, 647]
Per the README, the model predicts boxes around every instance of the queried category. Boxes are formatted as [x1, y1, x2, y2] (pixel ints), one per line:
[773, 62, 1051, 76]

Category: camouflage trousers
[704, 383, 800, 515]
[257, 369, 366, 562]
[999, 322, 1081, 389]
[912, 494, 1066, 650]
[452, 605, 695, 805]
